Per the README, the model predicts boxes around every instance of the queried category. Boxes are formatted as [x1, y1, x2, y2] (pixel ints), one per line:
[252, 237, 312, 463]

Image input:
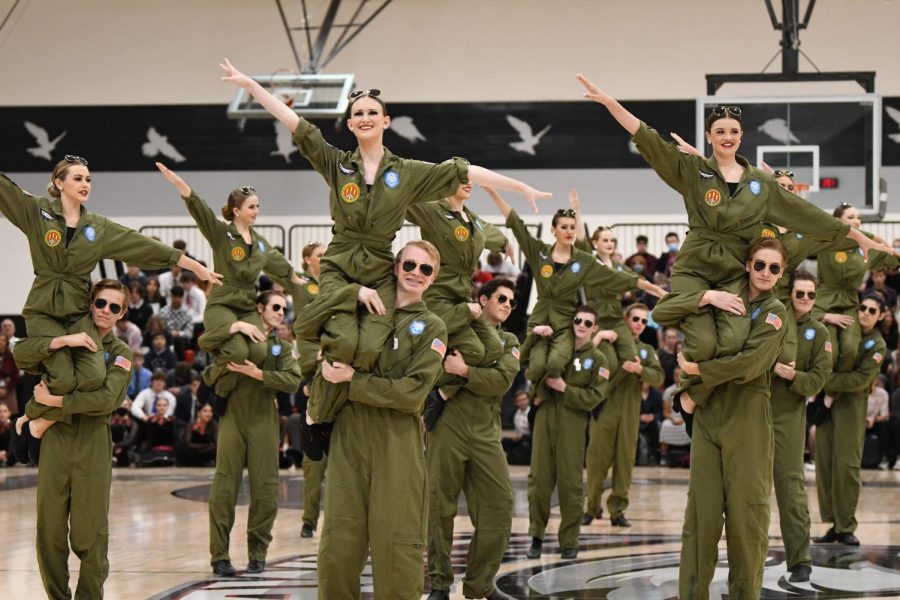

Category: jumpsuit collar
[704, 153, 753, 185]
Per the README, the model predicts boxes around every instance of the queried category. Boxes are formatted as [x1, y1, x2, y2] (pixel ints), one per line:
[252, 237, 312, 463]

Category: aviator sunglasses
[496, 294, 517, 309]
[401, 260, 434, 277]
[573, 316, 595, 328]
[752, 260, 782, 275]
[65, 155, 88, 166]
[794, 290, 816, 300]
[631, 315, 648, 325]
[348, 88, 381, 101]
[710, 105, 742, 118]
[93, 298, 123, 314]
[859, 304, 880, 316]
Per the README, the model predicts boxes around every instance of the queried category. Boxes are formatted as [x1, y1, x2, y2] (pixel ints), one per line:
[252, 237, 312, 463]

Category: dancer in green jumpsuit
[426, 278, 519, 600]
[527, 306, 610, 561]
[770, 271, 832, 582]
[13, 279, 133, 599]
[204, 290, 302, 576]
[673, 238, 789, 600]
[583, 303, 663, 527]
[813, 293, 886, 547]
[315, 241, 447, 600]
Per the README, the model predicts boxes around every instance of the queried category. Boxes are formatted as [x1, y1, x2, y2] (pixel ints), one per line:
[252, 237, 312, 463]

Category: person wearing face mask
[813, 293, 887, 547]
[625, 234, 657, 274]
[656, 232, 681, 279]
[220, 60, 550, 462]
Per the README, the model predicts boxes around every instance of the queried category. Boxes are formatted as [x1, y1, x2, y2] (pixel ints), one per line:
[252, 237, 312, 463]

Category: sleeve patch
[873, 352, 883, 364]
[824, 341, 833, 353]
[430, 338, 447, 358]
[511, 347, 520, 360]
[765, 312, 783, 331]
[114, 355, 132, 371]
[598, 367, 610, 380]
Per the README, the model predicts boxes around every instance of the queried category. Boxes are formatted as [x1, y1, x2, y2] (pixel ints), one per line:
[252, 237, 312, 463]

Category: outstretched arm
[569, 187, 586, 242]
[220, 58, 300, 133]
[467, 166, 551, 213]
[482, 185, 513, 220]
[576, 73, 640, 135]
[156, 162, 191, 197]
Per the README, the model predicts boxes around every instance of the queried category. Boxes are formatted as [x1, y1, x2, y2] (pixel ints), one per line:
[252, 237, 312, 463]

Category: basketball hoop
[794, 182, 811, 199]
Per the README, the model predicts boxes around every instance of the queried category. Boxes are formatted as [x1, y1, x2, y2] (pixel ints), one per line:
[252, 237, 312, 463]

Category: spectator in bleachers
[502, 389, 532, 465]
[472, 261, 493, 293]
[867, 269, 898, 311]
[868, 375, 891, 467]
[128, 283, 154, 332]
[142, 315, 172, 349]
[877, 303, 898, 359]
[111, 399, 138, 467]
[158, 286, 194, 357]
[158, 264, 183, 301]
[174, 374, 202, 425]
[659, 367, 691, 466]
[127, 352, 153, 400]
[176, 402, 217, 467]
[179, 272, 207, 324]
[145, 333, 177, 372]
[0, 401, 15, 467]
[138, 395, 178, 467]
[115, 317, 143, 353]
[167, 361, 199, 395]
[482, 251, 520, 279]
[656, 327, 680, 388]
[173, 239, 193, 261]
[119, 263, 148, 290]
[145, 277, 167, 314]
[655, 231, 680, 280]
[131, 371, 177, 421]
[625, 235, 657, 275]
[0, 334, 20, 415]
[1, 319, 20, 348]
[639, 381, 663, 465]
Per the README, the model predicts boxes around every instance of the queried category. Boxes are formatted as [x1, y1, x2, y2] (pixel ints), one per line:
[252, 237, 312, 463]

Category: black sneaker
[789, 564, 812, 582]
[836, 532, 860, 546]
[486, 590, 516, 600]
[212, 560, 236, 576]
[812, 527, 837, 543]
[526, 537, 543, 559]
[246, 559, 265, 574]
[582, 510, 601, 526]
[560, 547, 579, 559]
[610, 514, 631, 528]
[301, 523, 314, 538]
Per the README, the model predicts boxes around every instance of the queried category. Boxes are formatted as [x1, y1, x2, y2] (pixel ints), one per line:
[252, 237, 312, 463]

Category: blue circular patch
[83, 225, 96, 242]
[751, 306, 762, 320]
[383, 170, 400, 189]
[258, 240, 266, 253]
[640, 348, 648, 360]
[804, 327, 816, 341]
[271, 344, 282, 356]
[571, 262, 581, 273]
[409, 320, 425, 336]
[583, 358, 593, 370]
[865, 339, 875, 350]
[749, 179, 761, 195]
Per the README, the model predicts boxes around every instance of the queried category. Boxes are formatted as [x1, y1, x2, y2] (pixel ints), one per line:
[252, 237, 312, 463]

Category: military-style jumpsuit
[528, 340, 609, 551]
[317, 295, 446, 600]
[813, 246, 897, 371]
[584, 338, 663, 520]
[505, 209, 636, 383]
[632, 123, 848, 408]
[426, 329, 519, 598]
[670, 284, 787, 600]
[406, 199, 508, 396]
[291, 119, 467, 423]
[0, 174, 181, 421]
[203, 327, 302, 566]
[816, 328, 885, 536]
[771, 311, 832, 572]
[14, 321, 133, 600]
[181, 191, 294, 397]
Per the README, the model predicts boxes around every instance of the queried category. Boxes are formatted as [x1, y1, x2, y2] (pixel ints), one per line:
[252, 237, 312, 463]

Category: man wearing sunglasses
[583, 302, 663, 529]
[12, 279, 133, 599]
[528, 306, 610, 561]
[426, 278, 520, 600]
[814, 293, 886, 548]
[770, 271, 833, 582]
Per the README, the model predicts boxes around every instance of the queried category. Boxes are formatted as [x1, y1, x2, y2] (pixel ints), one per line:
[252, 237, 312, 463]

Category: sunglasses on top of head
[65, 155, 88, 166]
[710, 105, 742, 118]
[348, 88, 382, 101]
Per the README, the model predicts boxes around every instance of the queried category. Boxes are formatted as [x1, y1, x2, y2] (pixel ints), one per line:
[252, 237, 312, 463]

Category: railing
[138, 225, 287, 267]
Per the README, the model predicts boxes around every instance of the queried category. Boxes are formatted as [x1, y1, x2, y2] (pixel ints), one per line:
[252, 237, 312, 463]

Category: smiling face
[746, 247, 785, 294]
[451, 182, 473, 202]
[552, 216, 577, 248]
[257, 293, 286, 330]
[705, 117, 743, 161]
[55, 164, 92, 204]
[394, 244, 438, 298]
[198, 403, 213, 423]
[838, 205, 862, 229]
[594, 228, 616, 259]
[233, 195, 259, 226]
[347, 96, 389, 143]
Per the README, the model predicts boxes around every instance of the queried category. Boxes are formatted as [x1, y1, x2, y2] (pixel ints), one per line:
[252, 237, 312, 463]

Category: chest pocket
[566, 355, 595, 387]
[381, 328, 416, 374]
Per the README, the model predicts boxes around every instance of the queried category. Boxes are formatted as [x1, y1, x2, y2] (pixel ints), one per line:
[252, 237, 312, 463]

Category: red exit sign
[819, 177, 840, 189]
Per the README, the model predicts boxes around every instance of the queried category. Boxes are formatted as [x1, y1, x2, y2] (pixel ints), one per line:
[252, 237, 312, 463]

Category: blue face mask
[633, 264, 645, 273]
[667, 242, 679, 252]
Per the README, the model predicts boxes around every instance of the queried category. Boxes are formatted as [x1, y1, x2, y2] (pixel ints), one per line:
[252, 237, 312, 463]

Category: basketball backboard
[227, 73, 354, 119]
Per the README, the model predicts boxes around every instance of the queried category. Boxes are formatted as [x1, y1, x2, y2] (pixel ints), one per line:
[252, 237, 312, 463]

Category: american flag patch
[873, 352, 883, 364]
[431, 338, 447, 357]
[598, 367, 610, 380]
[511, 347, 520, 360]
[765, 312, 783, 331]
[824, 341, 833, 353]
[114, 355, 132, 371]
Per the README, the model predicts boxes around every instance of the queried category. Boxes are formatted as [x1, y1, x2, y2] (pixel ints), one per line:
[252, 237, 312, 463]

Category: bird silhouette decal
[142, 127, 186, 163]
[271, 122, 298, 163]
[757, 118, 801, 144]
[388, 116, 426, 143]
[506, 115, 551, 156]
[23, 121, 67, 161]
[886, 106, 900, 143]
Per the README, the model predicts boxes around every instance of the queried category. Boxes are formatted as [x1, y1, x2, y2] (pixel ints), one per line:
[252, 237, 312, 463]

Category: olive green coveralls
[426, 329, 519, 598]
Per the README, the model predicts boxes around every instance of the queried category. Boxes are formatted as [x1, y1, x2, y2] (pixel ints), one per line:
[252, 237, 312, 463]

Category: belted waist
[331, 227, 394, 247]
[220, 280, 257, 292]
[34, 270, 90, 288]
[686, 227, 749, 245]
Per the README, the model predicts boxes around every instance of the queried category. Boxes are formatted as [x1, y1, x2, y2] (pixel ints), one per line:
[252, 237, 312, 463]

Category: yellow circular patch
[340, 183, 361, 203]
[454, 225, 470, 242]
[761, 228, 777, 239]
[704, 189, 721, 206]
[834, 251, 848, 264]
[540, 264, 553, 278]
[44, 229, 62, 247]
[307, 283, 320, 295]
[231, 246, 246, 261]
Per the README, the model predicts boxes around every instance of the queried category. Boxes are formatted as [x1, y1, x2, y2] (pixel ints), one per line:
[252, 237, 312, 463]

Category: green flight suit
[0, 174, 181, 420]
[291, 119, 467, 424]
[317, 292, 446, 600]
[813, 247, 897, 371]
[506, 209, 637, 383]
[181, 191, 294, 396]
[204, 328, 302, 565]
[528, 339, 609, 551]
[426, 330, 519, 598]
[15, 323, 132, 600]
[771, 312, 831, 571]
[678, 286, 787, 600]
[815, 328, 885, 535]
[302, 453, 327, 530]
[406, 199, 508, 396]
[633, 123, 848, 402]
[584, 339, 663, 520]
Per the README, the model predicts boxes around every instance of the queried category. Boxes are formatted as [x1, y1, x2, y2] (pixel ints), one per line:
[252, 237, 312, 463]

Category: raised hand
[522, 186, 553, 213]
[219, 58, 253, 89]
[576, 73, 614, 105]
[155, 162, 192, 197]
[669, 132, 704, 158]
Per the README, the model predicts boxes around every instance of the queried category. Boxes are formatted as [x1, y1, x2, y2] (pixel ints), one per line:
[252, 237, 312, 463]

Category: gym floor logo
[150, 536, 900, 599]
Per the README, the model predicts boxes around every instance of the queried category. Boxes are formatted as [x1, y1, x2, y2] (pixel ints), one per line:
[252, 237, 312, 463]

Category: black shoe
[286, 448, 303, 467]
[423, 389, 445, 432]
[211, 560, 236, 576]
[812, 527, 837, 543]
[836, 532, 860, 546]
[789, 564, 812, 582]
[13, 420, 31, 465]
[487, 588, 516, 600]
[246, 559, 265, 574]
[426, 590, 450, 600]
[301, 523, 314, 538]
[302, 421, 332, 461]
[582, 513, 594, 526]
[610, 514, 631, 528]
[526, 537, 542, 559]
[560, 547, 579, 559]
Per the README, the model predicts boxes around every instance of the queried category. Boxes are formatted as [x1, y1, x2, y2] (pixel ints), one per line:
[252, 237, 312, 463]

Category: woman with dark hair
[177, 402, 217, 467]
[144, 277, 167, 314]
[127, 282, 154, 332]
